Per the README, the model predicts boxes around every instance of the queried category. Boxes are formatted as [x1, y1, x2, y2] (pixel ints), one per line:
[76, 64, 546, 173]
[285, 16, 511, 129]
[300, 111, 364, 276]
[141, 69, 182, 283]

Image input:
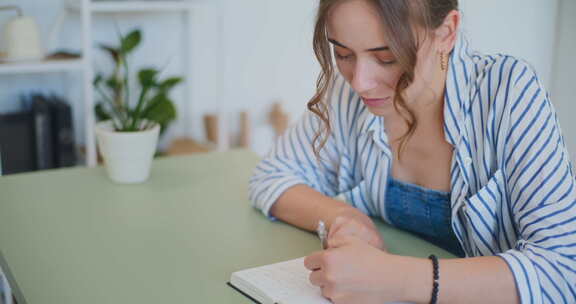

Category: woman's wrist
[315, 198, 355, 227]
[370, 253, 422, 302]
[396, 256, 435, 304]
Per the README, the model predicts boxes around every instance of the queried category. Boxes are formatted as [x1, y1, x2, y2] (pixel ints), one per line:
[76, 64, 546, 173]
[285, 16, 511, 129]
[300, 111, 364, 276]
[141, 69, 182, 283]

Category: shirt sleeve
[497, 61, 576, 304]
[248, 75, 361, 219]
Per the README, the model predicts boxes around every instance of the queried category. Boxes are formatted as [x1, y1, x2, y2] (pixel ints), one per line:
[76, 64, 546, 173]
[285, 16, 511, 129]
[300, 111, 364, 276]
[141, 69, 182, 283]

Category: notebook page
[232, 257, 330, 304]
[232, 257, 412, 304]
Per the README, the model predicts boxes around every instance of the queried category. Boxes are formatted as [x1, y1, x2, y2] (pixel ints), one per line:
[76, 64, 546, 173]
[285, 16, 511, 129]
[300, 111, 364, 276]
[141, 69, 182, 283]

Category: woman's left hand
[304, 235, 413, 304]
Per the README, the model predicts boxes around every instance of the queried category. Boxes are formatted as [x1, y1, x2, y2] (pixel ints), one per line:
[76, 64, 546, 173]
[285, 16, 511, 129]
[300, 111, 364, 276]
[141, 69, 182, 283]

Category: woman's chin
[366, 105, 392, 117]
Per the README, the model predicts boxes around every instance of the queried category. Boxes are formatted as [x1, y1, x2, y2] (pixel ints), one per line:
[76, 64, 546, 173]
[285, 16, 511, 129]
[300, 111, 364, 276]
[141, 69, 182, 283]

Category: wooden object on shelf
[239, 111, 250, 148]
[165, 138, 213, 156]
[47, 51, 81, 60]
[269, 102, 289, 137]
[203, 114, 219, 144]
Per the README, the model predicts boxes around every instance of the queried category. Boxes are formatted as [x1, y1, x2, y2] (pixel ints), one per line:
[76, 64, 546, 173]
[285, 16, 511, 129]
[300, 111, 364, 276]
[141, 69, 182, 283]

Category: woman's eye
[377, 58, 396, 66]
[334, 52, 353, 61]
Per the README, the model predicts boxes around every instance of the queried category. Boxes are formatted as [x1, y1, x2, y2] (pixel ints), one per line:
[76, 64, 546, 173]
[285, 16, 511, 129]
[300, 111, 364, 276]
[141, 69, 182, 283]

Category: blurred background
[0, 0, 573, 174]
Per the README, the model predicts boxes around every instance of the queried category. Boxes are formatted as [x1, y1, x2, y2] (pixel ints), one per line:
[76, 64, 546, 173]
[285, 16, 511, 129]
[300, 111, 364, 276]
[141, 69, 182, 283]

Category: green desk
[0, 150, 454, 304]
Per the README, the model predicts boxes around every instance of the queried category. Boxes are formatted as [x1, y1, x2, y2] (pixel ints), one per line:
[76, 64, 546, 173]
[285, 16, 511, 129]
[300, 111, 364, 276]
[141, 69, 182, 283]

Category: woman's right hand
[326, 206, 387, 251]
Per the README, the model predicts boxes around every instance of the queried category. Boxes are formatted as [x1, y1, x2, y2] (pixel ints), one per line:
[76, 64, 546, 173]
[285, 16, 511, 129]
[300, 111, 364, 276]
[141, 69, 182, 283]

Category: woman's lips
[361, 97, 391, 107]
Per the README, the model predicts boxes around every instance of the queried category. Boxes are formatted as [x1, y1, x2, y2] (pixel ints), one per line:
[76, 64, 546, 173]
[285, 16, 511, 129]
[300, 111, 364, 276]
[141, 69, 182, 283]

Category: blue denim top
[385, 177, 466, 257]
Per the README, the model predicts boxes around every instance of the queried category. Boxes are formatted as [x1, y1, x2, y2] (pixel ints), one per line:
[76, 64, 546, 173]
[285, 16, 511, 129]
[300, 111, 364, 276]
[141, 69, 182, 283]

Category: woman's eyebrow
[327, 38, 390, 52]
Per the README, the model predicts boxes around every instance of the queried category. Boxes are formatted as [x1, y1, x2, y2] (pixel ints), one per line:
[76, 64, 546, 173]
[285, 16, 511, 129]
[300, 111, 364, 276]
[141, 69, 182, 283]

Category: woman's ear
[435, 10, 460, 53]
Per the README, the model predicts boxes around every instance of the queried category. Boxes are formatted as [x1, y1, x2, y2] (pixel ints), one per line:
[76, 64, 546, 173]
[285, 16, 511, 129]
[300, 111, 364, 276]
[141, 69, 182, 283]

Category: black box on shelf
[0, 93, 77, 175]
[0, 112, 36, 174]
[49, 95, 77, 168]
[31, 95, 55, 170]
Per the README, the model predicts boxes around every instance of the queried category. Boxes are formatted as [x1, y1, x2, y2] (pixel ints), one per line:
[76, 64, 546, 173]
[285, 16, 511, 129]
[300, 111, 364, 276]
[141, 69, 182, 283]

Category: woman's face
[326, 0, 446, 118]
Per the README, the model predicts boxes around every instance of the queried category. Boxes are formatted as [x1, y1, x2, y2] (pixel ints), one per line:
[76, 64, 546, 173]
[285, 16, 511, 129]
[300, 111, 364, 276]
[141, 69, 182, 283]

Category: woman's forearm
[270, 184, 353, 232]
[402, 255, 520, 304]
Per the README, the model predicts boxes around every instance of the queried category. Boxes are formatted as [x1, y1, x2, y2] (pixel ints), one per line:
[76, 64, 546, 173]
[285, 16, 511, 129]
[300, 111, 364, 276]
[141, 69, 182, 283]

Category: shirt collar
[358, 107, 381, 135]
[443, 31, 476, 147]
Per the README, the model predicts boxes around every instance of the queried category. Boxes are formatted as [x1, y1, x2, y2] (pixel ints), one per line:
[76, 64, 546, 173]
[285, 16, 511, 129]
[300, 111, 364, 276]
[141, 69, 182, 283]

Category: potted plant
[94, 29, 182, 184]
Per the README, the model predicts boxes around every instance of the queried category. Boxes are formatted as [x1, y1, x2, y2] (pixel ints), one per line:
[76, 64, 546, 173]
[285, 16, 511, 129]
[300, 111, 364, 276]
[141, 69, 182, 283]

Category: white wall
[189, 0, 319, 154]
[551, 0, 576, 165]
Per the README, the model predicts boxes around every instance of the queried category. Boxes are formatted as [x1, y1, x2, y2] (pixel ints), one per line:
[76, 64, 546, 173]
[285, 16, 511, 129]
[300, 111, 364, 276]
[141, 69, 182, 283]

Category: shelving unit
[0, 0, 97, 167]
[68, 0, 219, 167]
[0, 58, 84, 75]
[0, 0, 221, 168]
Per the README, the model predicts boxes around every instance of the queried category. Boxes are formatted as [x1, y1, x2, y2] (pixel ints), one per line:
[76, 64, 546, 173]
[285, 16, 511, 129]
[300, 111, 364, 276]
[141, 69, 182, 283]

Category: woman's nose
[350, 62, 379, 95]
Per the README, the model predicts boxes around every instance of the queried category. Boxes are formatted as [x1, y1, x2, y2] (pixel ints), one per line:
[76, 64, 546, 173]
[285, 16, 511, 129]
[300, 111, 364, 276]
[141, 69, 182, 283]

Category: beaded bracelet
[428, 254, 439, 304]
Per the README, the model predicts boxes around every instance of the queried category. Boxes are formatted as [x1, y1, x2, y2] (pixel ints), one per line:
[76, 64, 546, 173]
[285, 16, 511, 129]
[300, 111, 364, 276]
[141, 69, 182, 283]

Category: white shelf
[67, 0, 196, 13]
[0, 58, 85, 75]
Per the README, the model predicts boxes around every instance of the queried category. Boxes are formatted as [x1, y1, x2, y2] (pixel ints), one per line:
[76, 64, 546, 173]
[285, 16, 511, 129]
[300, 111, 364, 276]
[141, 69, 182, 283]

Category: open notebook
[229, 257, 330, 304]
[229, 257, 410, 304]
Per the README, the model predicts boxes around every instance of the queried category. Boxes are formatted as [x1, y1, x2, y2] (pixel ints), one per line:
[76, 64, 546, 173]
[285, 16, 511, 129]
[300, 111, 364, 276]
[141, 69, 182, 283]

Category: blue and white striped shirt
[249, 33, 576, 303]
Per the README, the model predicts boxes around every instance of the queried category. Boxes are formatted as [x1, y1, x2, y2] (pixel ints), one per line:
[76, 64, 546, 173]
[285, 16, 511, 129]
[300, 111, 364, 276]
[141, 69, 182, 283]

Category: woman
[249, 0, 576, 303]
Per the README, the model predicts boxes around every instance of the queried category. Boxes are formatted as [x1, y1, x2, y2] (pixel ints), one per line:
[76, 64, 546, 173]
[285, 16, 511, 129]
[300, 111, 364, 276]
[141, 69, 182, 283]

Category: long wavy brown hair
[308, 0, 458, 161]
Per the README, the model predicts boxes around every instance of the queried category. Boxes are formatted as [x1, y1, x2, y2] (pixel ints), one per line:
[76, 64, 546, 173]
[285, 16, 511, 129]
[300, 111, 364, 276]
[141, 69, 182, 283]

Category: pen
[317, 220, 327, 250]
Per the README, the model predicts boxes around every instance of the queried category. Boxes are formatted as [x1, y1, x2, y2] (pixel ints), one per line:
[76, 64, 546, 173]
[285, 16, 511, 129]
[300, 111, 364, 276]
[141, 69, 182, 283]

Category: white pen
[317, 220, 327, 250]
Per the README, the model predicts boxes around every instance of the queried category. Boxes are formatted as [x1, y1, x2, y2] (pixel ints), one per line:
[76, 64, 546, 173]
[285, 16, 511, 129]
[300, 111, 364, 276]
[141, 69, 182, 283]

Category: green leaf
[138, 68, 158, 88]
[121, 29, 142, 54]
[141, 94, 172, 119]
[158, 77, 183, 91]
[99, 44, 120, 63]
[141, 94, 177, 133]
[94, 103, 111, 121]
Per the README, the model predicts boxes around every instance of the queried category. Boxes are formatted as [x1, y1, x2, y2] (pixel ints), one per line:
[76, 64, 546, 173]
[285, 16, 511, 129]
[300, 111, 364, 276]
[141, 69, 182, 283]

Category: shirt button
[464, 157, 472, 165]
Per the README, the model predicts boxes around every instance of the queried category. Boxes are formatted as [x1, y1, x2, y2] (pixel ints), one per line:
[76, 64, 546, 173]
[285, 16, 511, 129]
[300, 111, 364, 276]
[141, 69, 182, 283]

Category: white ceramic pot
[4, 16, 44, 61]
[95, 121, 160, 184]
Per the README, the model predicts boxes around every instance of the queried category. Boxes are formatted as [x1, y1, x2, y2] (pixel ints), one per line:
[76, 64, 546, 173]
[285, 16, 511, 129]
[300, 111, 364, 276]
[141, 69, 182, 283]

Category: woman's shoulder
[450, 35, 553, 145]
[461, 46, 549, 127]
[468, 50, 543, 99]
[464, 49, 554, 147]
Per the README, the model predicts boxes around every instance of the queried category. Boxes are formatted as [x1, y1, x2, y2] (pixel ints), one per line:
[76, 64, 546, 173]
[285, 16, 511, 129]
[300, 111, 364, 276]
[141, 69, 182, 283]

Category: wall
[190, 0, 319, 154]
[551, 0, 576, 165]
